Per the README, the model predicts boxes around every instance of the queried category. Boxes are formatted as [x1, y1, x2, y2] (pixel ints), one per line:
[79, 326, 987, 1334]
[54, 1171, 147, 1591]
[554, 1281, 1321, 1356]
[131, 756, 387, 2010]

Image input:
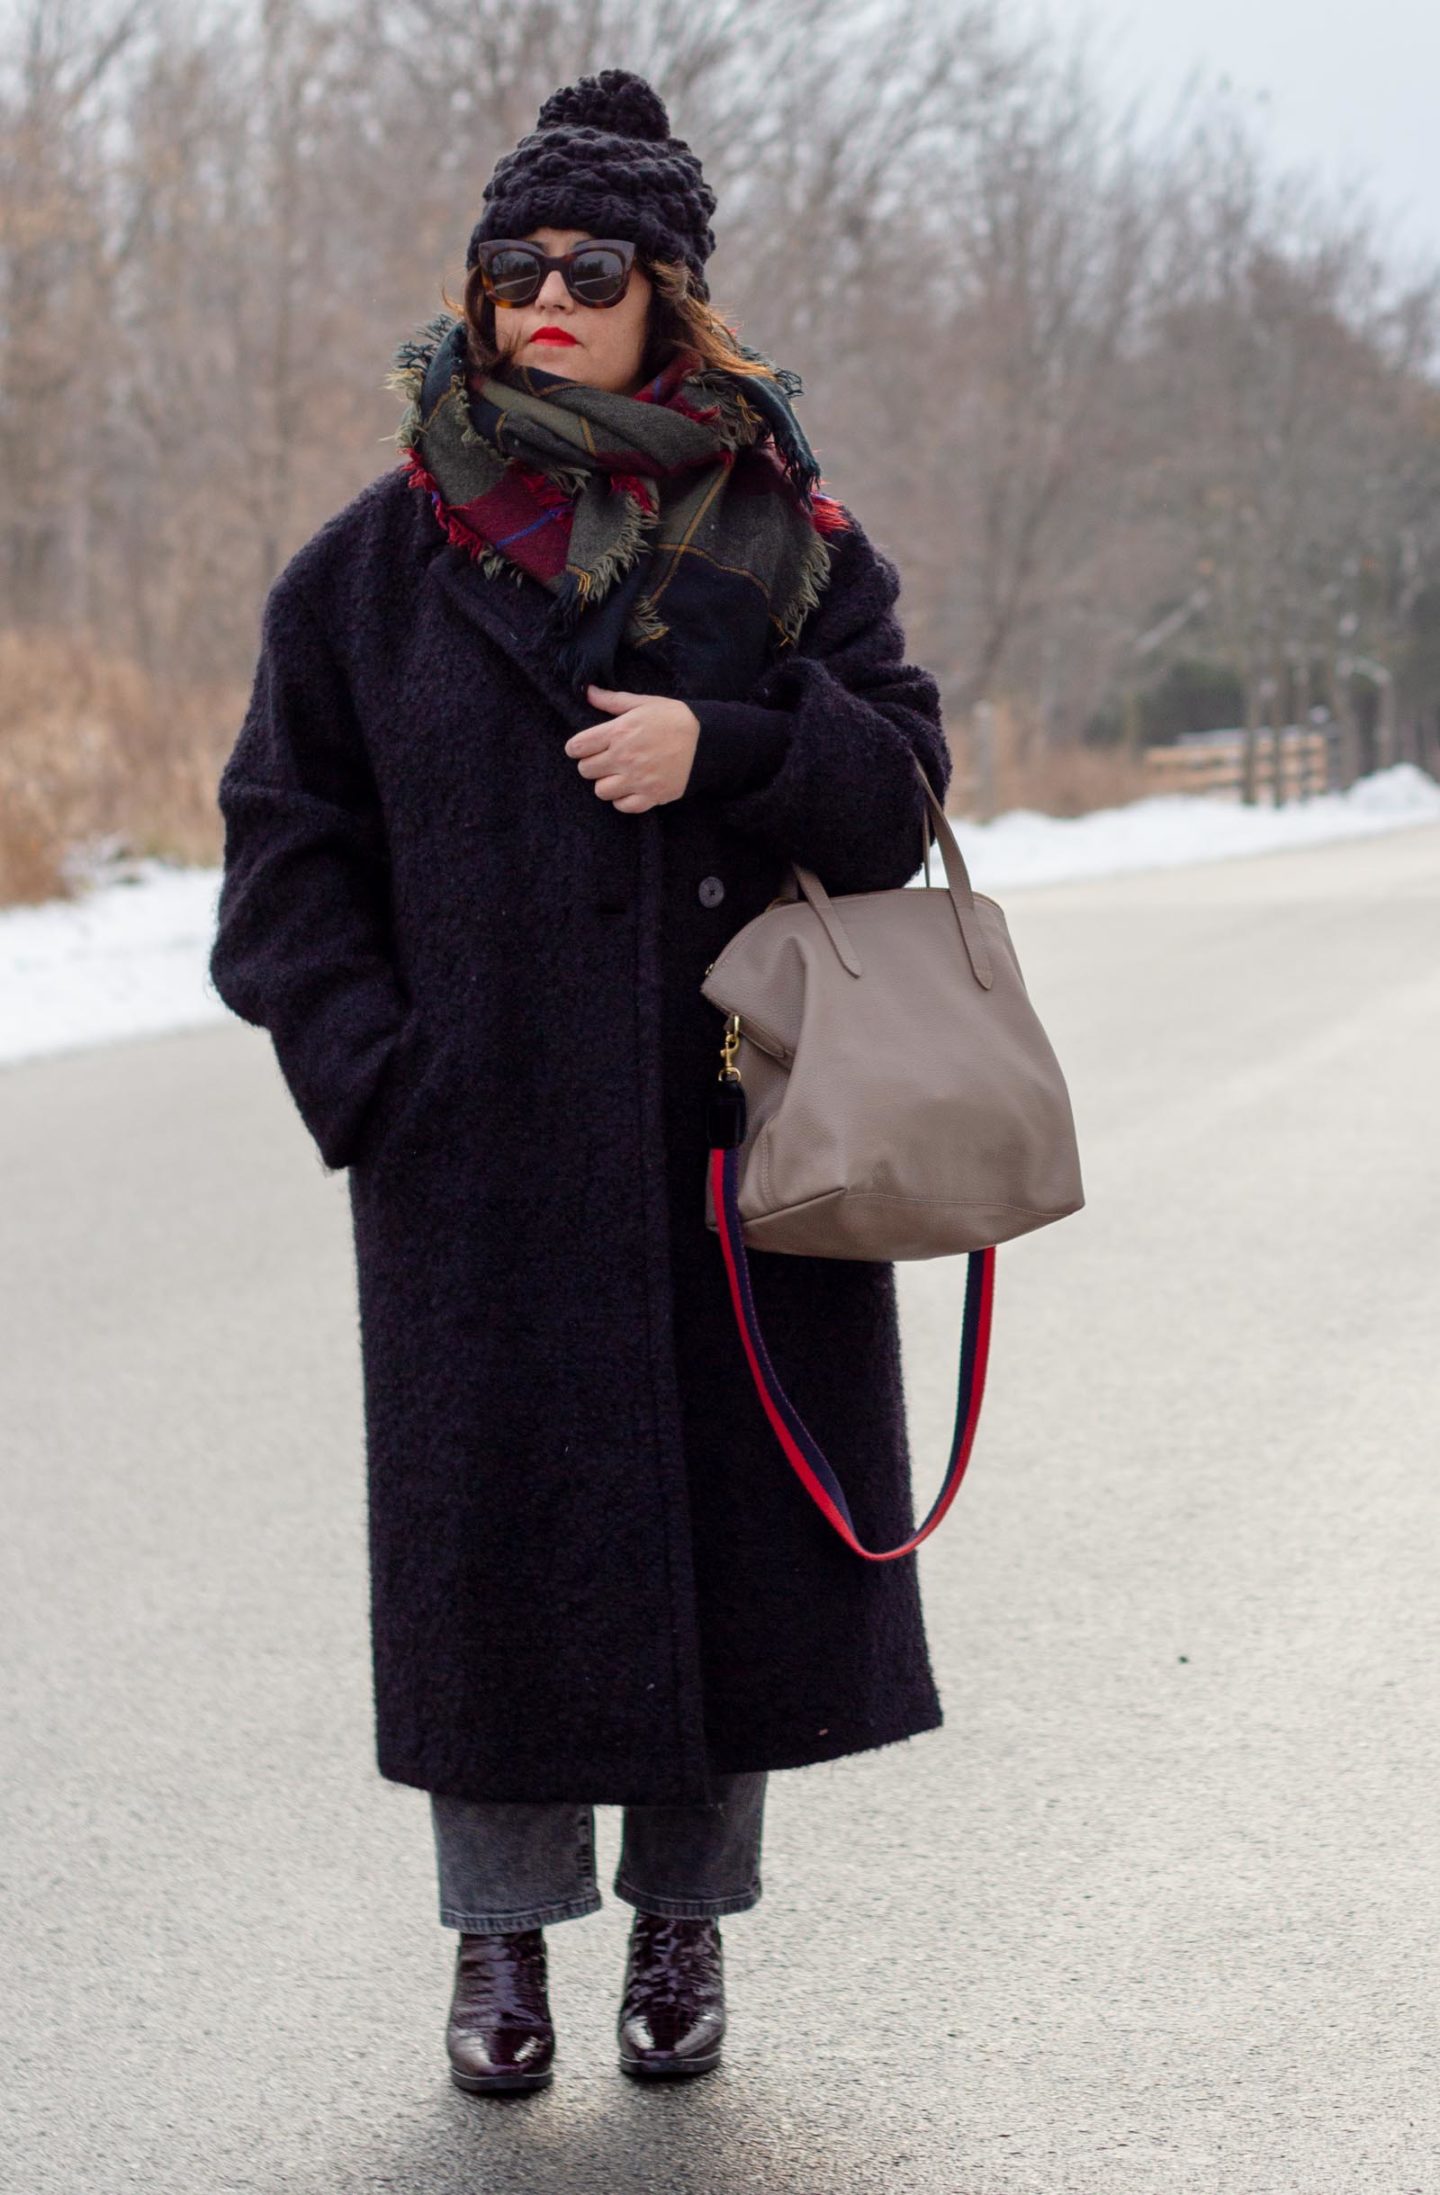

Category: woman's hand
[563, 685, 701, 812]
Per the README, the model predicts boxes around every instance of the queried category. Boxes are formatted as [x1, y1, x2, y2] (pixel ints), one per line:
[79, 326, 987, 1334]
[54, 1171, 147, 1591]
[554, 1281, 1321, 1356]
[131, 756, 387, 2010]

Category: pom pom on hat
[535, 70, 672, 141]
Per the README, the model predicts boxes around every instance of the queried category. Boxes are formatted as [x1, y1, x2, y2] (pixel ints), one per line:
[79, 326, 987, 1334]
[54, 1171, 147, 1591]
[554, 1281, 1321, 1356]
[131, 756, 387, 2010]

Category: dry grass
[0, 628, 240, 907]
[948, 694, 1153, 819]
[992, 735, 1155, 816]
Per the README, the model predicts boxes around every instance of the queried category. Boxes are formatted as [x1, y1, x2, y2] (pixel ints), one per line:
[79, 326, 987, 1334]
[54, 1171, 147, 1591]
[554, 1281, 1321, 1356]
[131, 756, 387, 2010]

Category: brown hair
[438, 252, 780, 390]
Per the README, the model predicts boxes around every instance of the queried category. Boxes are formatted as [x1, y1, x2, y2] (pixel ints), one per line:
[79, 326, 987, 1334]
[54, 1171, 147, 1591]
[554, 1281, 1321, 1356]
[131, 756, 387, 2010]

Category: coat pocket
[350, 1010, 454, 1171]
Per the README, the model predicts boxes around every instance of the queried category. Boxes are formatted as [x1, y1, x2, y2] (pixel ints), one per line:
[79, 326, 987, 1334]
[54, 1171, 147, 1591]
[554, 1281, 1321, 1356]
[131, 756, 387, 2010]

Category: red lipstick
[530, 325, 578, 346]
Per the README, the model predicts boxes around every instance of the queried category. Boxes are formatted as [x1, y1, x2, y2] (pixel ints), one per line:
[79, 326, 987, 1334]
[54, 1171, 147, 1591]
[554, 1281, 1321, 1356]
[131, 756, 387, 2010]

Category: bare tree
[0, 0, 145, 622]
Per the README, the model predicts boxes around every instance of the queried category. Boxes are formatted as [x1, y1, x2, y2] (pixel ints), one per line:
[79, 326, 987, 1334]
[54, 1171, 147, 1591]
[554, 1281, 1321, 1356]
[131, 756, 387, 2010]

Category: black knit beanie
[465, 68, 718, 301]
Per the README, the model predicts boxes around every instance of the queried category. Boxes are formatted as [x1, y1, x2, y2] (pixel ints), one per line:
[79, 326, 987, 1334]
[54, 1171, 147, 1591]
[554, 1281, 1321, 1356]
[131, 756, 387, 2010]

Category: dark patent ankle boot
[446, 1926, 555, 2093]
[617, 1912, 726, 2079]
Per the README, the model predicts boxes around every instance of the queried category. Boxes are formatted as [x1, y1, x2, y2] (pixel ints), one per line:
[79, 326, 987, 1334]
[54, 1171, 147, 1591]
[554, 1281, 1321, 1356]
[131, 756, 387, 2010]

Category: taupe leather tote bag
[699, 751, 1083, 1561]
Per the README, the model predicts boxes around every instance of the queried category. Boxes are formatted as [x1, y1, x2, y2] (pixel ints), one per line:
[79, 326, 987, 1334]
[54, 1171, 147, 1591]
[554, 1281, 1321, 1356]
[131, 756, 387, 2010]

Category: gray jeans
[429, 1772, 767, 1933]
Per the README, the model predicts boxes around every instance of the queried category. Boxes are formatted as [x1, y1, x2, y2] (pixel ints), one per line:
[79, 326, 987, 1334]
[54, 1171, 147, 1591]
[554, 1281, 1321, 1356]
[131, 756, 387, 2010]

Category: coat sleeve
[681, 697, 793, 799]
[675, 510, 953, 894]
[208, 568, 412, 1173]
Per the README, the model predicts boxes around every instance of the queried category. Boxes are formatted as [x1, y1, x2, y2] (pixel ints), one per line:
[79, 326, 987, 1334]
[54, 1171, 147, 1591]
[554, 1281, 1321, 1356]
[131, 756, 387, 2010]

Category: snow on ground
[951, 758, 1440, 892]
[1, 763, 1437, 1069]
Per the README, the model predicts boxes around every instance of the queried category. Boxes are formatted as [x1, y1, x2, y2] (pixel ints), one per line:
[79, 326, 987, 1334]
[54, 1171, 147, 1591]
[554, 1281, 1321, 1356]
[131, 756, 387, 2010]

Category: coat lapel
[427, 544, 597, 729]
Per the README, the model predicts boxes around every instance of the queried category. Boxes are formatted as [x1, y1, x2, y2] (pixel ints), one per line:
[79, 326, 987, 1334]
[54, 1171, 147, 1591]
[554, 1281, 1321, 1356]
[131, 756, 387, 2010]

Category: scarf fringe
[548, 584, 672, 686]
[397, 445, 530, 589]
[383, 313, 464, 454]
[627, 592, 671, 646]
[452, 413, 597, 509]
[550, 480, 659, 629]
[672, 371, 756, 453]
[389, 309, 460, 386]
[773, 522, 839, 648]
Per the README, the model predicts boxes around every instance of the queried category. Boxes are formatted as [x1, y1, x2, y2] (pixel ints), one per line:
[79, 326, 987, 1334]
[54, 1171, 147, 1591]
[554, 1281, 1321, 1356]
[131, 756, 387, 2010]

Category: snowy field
[1, 762, 1436, 1069]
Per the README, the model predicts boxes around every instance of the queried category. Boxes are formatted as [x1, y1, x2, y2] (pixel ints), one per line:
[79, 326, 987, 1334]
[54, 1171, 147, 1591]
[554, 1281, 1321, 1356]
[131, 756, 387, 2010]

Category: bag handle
[776, 753, 994, 991]
[704, 1099, 996, 1563]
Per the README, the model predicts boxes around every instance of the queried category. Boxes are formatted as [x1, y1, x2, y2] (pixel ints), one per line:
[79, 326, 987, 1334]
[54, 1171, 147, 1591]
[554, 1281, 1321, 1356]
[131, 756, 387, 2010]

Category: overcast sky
[1038, 0, 1440, 269]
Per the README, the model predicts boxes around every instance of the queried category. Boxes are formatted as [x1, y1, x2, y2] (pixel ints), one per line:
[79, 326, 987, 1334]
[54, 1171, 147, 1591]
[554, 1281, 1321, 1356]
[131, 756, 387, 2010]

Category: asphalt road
[2, 822, 1437, 2195]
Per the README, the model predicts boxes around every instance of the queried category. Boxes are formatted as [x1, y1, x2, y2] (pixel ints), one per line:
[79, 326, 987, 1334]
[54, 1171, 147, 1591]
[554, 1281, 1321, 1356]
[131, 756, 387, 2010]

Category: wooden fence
[1143, 728, 1332, 800]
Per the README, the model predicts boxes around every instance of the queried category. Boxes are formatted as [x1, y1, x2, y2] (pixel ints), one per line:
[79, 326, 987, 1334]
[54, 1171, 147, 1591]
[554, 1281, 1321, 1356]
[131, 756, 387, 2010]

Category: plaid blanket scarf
[385, 311, 849, 696]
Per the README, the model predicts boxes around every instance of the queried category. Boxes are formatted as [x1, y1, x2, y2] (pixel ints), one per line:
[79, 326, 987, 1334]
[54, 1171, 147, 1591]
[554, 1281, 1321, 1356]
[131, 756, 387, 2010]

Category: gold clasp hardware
[718, 1011, 742, 1081]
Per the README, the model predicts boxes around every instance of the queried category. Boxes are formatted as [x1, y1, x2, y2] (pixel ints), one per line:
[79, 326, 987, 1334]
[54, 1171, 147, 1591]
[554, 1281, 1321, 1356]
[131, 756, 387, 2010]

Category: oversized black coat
[209, 459, 956, 1805]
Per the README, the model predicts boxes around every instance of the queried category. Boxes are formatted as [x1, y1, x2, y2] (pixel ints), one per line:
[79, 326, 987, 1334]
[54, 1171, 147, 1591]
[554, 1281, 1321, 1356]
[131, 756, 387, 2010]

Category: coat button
[698, 874, 726, 907]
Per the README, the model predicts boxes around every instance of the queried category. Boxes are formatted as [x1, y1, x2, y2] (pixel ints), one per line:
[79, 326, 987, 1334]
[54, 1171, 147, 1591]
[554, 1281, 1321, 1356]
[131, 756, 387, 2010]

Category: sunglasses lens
[567, 246, 628, 304]
[483, 248, 542, 306]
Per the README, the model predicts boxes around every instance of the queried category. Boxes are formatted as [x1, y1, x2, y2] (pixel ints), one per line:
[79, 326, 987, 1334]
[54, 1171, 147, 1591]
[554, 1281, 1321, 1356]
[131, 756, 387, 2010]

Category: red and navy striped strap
[707, 1139, 996, 1562]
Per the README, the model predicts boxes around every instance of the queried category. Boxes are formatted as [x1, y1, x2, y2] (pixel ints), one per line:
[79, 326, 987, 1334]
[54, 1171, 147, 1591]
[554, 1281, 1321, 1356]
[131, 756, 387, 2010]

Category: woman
[209, 67, 954, 2095]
